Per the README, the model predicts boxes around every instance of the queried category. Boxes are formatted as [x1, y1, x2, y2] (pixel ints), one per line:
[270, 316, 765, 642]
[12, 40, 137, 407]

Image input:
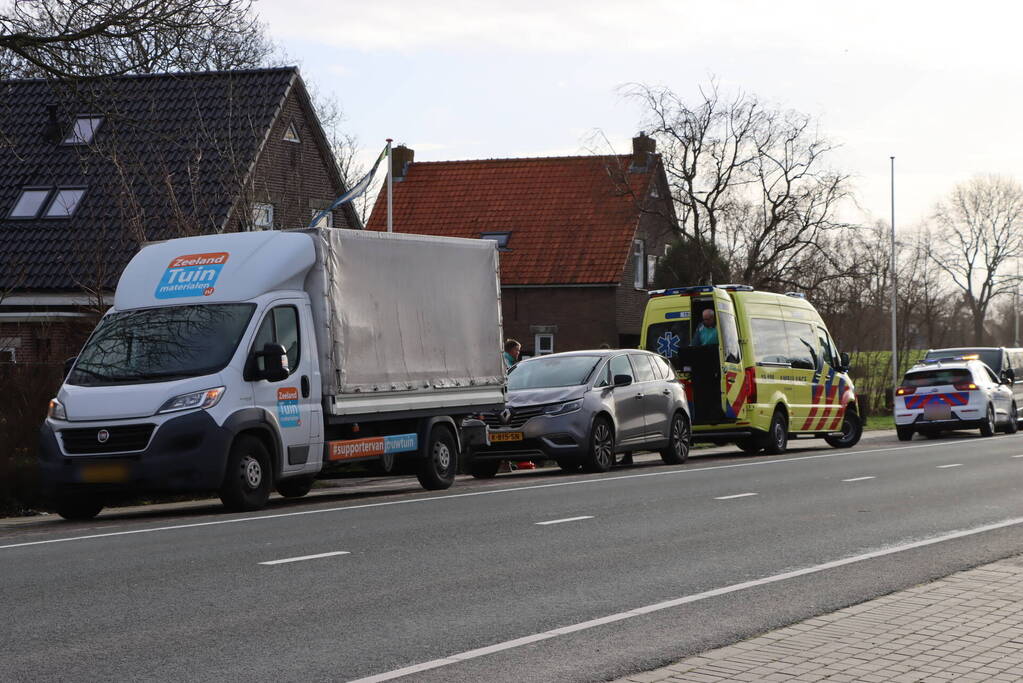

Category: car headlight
[158, 387, 225, 414]
[48, 398, 67, 421]
[544, 400, 582, 416]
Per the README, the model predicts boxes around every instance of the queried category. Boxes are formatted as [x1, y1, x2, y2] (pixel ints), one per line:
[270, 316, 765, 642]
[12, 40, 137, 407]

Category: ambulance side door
[780, 314, 820, 430]
[713, 289, 745, 419]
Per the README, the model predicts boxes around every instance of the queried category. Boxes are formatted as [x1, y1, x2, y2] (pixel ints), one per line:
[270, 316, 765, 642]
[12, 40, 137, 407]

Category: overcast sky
[259, 0, 1023, 230]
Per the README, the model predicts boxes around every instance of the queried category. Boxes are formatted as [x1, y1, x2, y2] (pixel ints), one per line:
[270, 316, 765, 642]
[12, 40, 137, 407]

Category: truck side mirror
[256, 343, 289, 382]
[839, 352, 851, 372]
[613, 374, 633, 387]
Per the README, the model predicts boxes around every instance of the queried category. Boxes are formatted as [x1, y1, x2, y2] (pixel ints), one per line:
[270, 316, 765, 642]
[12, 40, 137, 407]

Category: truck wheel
[980, 404, 996, 437]
[469, 459, 501, 479]
[276, 475, 314, 498]
[762, 408, 788, 455]
[824, 411, 863, 449]
[583, 417, 615, 473]
[896, 425, 914, 441]
[55, 495, 104, 521]
[417, 426, 458, 490]
[660, 411, 691, 464]
[220, 434, 273, 511]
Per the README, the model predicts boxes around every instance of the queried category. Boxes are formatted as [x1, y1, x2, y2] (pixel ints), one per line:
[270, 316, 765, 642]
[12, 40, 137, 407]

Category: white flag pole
[386, 138, 393, 233]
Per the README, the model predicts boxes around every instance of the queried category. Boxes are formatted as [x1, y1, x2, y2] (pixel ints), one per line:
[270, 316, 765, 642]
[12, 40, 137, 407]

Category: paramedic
[692, 309, 719, 346]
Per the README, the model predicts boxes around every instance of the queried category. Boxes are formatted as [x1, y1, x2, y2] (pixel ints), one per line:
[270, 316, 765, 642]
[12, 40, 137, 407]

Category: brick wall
[0, 317, 95, 364]
[502, 286, 618, 355]
[230, 88, 352, 232]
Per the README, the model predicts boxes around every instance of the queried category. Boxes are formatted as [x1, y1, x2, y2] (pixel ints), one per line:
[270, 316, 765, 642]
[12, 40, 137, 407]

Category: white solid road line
[259, 551, 349, 566]
[937, 464, 964, 469]
[346, 515, 1023, 683]
[842, 476, 876, 482]
[0, 439, 996, 552]
[1012, 455, 1023, 459]
[714, 492, 758, 500]
[535, 516, 594, 526]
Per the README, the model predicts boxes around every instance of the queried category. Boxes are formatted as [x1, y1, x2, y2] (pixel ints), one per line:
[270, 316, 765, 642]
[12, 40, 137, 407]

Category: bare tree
[624, 80, 853, 290]
[927, 175, 1023, 344]
[0, 0, 276, 79]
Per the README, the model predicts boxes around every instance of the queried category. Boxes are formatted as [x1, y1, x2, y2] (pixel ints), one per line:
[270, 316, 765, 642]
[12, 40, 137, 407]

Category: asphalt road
[5, 430, 1023, 682]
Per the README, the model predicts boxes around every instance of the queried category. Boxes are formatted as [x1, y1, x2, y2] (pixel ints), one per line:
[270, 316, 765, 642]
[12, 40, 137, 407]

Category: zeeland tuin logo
[154, 252, 229, 299]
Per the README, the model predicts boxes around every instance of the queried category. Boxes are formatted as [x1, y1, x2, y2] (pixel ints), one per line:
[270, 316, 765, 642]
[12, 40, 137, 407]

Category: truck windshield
[508, 355, 601, 390]
[67, 303, 256, 386]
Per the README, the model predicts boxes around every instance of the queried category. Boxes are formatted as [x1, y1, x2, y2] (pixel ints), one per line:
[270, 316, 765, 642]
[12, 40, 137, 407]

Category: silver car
[468, 349, 691, 477]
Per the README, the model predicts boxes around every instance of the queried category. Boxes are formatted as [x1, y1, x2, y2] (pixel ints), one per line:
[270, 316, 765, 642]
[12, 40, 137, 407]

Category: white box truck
[40, 228, 505, 520]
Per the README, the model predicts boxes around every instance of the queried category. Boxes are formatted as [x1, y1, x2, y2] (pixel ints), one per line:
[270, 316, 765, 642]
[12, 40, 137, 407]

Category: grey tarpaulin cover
[302, 228, 505, 397]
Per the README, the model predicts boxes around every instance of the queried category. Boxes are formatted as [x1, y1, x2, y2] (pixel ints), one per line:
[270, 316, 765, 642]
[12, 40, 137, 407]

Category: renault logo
[96, 429, 110, 444]
[500, 409, 512, 424]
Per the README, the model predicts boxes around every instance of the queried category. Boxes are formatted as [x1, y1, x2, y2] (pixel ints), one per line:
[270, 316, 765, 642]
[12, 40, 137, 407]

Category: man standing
[693, 309, 719, 346]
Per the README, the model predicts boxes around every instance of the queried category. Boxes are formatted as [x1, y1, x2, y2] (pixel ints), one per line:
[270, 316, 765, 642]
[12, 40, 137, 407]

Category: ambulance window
[785, 321, 818, 370]
[718, 311, 741, 363]
[817, 327, 836, 368]
[645, 322, 689, 369]
[750, 318, 789, 365]
[630, 353, 657, 383]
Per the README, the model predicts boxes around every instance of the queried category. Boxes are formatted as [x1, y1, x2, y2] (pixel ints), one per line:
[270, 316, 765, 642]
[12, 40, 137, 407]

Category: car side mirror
[256, 343, 289, 382]
[613, 374, 633, 387]
[63, 356, 77, 379]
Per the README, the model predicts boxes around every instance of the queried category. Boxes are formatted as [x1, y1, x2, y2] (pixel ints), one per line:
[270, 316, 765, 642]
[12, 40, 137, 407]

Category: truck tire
[276, 475, 314, 498]
[417, 426, 458, 490]
[660, 411, 691, 464]
[55, 495, 104, 521]
[824, 410, 863, 449]
[469, 459, 501, 479]
[220, 434, 273, 511]
[582, 416, 615, 473]
[762, 408, 788, 455]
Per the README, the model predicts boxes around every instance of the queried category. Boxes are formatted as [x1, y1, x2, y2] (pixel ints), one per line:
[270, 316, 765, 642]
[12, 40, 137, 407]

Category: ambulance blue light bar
[785, 291, 807, 299]
[719, 284, 754, 292]
[649, 285, 715, 298]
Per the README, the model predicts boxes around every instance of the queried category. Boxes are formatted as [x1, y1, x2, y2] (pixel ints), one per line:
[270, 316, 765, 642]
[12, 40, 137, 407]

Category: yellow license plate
[490, 431, 524, 443]
[80, 462, 131, 483]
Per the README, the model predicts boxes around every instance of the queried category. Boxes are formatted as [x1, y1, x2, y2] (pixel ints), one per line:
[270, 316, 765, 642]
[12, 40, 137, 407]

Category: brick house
[0, 67, 359, 363]
[365, 134, 677, 354]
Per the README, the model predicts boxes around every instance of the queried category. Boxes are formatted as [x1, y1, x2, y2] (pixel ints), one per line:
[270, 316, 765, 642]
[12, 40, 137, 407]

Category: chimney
[391, 144, 414, 180]
[631, 131, 656, 170]
[41, 104, 61, 143]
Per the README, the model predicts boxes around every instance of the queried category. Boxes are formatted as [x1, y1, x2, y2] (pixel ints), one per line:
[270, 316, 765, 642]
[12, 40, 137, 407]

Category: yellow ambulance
[639, 285, 861, 454]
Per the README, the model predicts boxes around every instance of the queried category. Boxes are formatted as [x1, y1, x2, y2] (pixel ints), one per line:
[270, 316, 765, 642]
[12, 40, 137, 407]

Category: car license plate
[490, 431, 524, 443]
[80, 462, 130, 483]
[923, 404, 951, 421]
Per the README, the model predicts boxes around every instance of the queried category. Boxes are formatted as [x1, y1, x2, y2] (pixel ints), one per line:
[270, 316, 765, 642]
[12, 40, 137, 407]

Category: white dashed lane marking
[936, 464, 963, 469]
[535, 516, 594, 526]
[259, 551, 350, 566]
[715, 493, 758, 500]
[842, 476, 876, 482]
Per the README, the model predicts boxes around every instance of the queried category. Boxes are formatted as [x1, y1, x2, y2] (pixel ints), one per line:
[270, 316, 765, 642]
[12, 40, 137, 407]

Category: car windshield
[924, 349, 1001, 372]
[67, 303, 256, 386]
[508, 355, 602, 390]
[903, 369, 971, 387]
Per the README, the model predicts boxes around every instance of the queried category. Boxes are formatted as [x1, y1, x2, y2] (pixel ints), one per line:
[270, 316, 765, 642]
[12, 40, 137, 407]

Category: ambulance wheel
[824, 411, 863, 449]
[55, 495, 104, 521]
[1002, 403, 1019, 434]
[736, 438, 762, 454]
[762, 408, 788, 455]
[896, 426, 914, 441]
[660, 411, 691, 464]
[220, 434, 272, 511]
[417, 425, 458, 490]
[980, 404, 996, 437]
[469, 459, 501, 479]
[583, 416, 615, 472]
[276, 475, 314, 498]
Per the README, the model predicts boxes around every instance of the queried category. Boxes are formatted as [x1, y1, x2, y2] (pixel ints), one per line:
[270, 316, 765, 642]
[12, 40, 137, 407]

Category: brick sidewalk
[617, 556, 1023, 682]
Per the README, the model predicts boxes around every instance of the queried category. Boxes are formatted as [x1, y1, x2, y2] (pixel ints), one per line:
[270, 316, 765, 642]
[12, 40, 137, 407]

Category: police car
[894, 356, 1018, 441]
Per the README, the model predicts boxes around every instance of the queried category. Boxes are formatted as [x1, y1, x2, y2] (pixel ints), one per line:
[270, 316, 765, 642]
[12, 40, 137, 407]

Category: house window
[283, 122, 300, 143]
[252, 203, 274, 230]
[535, 333, 554, 356]
[8, 188, 51, 218]
[63, 116, 103, 145]
[0, 348, 15, 363]
[480, 232, 511, 250]
[44, 187, 86, 218]
[310, 208, 333, 228]
[633, 239, 646, 289]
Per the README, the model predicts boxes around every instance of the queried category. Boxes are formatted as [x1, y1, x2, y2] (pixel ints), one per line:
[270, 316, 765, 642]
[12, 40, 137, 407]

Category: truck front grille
[61, 424, 155, 455]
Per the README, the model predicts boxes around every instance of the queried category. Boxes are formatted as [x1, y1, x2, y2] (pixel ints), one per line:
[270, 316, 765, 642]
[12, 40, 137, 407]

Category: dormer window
[481, 231, 511, 250]
[63, 116, 103, 145]
[283, 122, 300, 143]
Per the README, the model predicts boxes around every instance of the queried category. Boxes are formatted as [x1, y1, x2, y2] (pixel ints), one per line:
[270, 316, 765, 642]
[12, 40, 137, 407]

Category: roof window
[63, 116, 103, 145]
[8, 188, 52, 218]
[283, 122, 300, 143]
[44, 187, 86, 218]
[481, 232, 511, 250]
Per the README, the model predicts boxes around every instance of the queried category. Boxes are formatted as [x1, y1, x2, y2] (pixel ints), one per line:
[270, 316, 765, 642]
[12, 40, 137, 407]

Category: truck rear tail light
[895, 386, 916, 396]
[953, 381, 978, 391]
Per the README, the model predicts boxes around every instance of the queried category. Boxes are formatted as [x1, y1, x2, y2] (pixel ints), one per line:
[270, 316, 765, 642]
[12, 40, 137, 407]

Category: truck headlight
[48, 398, 67, 421]
[544, 400, 582, 416]
[158, 387, 225, 414]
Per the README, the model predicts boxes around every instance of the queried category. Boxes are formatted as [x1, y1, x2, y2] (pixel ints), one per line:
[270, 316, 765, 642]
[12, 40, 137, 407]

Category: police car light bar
[919, 355, 978, 365]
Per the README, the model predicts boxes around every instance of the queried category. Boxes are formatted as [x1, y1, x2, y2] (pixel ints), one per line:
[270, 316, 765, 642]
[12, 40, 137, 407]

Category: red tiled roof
[365, 155, 655, 285]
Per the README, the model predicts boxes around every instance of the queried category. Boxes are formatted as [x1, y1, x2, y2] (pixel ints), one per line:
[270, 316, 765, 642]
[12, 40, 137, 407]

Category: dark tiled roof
[0, 68, 305, 291]
[364, 155, 655, 285]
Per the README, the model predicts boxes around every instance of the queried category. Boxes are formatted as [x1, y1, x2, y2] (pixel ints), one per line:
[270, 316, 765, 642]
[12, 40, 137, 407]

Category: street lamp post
[890, 156, 898, 392]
